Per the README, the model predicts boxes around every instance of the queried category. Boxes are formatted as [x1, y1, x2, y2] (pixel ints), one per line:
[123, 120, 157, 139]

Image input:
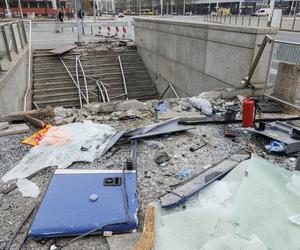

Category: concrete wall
[0, 48, 30, 116]
[134, 17, 278, 97]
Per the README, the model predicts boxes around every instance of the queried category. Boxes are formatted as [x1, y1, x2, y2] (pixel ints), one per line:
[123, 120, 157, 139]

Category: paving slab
[0, 123, 30, 137]
[106, 233, 142, 250]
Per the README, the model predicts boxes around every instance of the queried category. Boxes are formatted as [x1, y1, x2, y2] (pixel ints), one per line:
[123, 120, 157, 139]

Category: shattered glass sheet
[155, 155, 300, 250]
[2, 121, 115, 182]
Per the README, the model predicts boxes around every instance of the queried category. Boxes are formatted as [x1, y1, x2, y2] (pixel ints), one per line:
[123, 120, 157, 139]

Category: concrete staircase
[32, 48, 157, 108]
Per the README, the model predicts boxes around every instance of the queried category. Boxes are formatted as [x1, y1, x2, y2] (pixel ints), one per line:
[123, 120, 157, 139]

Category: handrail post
[10, 23, 19, 54]
[242, 35, 273, 86]
[17, 21, 24, 49]
[1, 25, 12, 61]
[21, 21, 27, 44]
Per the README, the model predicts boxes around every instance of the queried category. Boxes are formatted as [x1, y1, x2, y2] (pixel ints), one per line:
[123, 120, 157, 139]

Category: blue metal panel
[29, 169, 138, 237]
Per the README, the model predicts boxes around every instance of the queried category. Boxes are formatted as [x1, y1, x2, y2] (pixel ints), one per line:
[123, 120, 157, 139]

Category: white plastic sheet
[189, 96, 213, 116]
[2, 121, 115, 182]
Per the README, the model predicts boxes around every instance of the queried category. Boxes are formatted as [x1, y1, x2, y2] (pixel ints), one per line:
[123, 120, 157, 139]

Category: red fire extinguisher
[242, 98, 255, 127]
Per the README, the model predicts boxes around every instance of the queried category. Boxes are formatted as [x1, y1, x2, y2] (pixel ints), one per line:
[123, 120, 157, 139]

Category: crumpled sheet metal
[155, 155, 300, 250]
[2, 121, 115, 182]
[124, 118, 195, 140]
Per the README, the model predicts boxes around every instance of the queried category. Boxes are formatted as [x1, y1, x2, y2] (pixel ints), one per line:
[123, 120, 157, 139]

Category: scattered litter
[159, 153, 250, 208]
[189, 96, 213, 116]
[125, 118, 195, 140]
[16, 178, 40, 198]
[155, 100, 168, 112]
[2, 121, 115, 182]
[265, 140, 287, 153]
[141, 139, 165, 149]
[112, 109, 141, 120]
[224, 109, 238, 121]
[0, 123, 30, 137]
[237, 95, 246, 104]
[199, 91, 221, 102]
[224, 128, 238, 138]
[247, 121, 300, 154]
[21, 125, 52, 146]
[254, 96, 283, 113]
[175, 168, 192, 178]
[189, 142, 207, 152]
[155, 151, 170, 165]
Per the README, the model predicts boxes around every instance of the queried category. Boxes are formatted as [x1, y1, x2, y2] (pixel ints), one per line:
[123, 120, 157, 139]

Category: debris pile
[1, 90, 300, 249]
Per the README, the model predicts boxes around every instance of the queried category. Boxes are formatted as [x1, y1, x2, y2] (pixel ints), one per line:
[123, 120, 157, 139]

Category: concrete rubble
[1, 91, 300, 249]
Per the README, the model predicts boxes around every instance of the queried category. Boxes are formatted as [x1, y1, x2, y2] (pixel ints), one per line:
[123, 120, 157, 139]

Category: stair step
[32, 48, 157, 107]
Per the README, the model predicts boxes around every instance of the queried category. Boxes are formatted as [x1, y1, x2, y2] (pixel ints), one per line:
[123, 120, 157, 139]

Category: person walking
[78, 9, 85, 35]
[58, 9, 64, 22]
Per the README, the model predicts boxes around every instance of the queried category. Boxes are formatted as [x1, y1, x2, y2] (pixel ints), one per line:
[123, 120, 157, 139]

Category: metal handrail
[22, 20, 31, 111]
[242, 34, 273, 87]
[99, 80, 110, 102]
[76, 55, 89, 105]
[60, 56, 86, 109]
[84, 75, 110, 102]
[118, 55, 128, 100]
[160, 83, 180, 99]
[74, 55, 83, 108]
[95, 81, 106, 103]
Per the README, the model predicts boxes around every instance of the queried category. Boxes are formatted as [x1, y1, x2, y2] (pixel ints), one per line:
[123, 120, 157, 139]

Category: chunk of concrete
[0, 122, 9, 131]
[106, 233, 142, 250]
[0, 123, 29, 137]
[85, 100, 152, 114]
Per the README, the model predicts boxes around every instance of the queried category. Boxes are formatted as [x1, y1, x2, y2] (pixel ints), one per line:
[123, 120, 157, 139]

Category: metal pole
[161, 0, 163, 15]
[267, 0, 275, 27]
[4, 0, 10, 17]
[18, 0, 23, 18]
[290, 0, 295, 15]
[93, 0, 96, 21]
[183, 0, 186, 15]
[118, 56, 128, 100]
[263, 41, 275, 95]
[292, 14, 296, 30]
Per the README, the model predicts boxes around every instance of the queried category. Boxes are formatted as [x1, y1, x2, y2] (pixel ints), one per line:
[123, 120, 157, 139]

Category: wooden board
[133, 206, 155, 250]
[48, 45, 77, 55]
